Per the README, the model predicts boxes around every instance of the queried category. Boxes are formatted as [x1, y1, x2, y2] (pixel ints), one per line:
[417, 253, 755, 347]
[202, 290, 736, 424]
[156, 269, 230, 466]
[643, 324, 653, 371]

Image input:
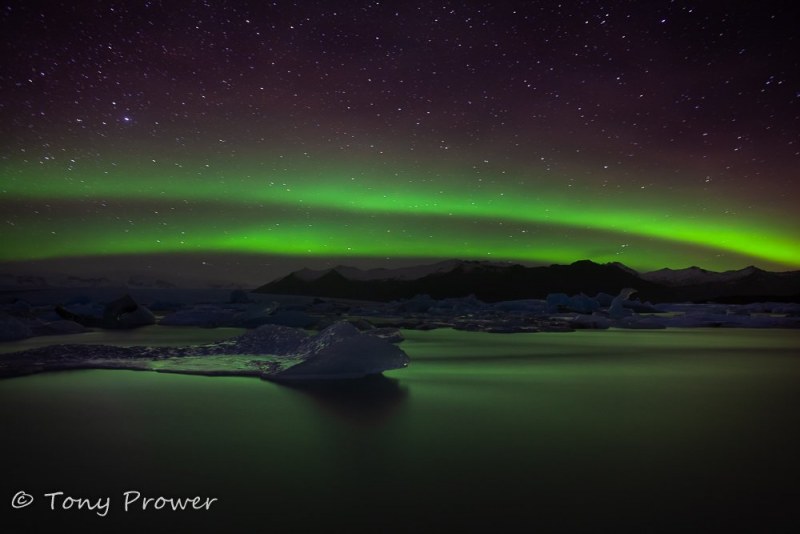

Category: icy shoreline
[0, 322, 409, 380]
[1, 288, 797, 379]
[2, 288, 798, 345]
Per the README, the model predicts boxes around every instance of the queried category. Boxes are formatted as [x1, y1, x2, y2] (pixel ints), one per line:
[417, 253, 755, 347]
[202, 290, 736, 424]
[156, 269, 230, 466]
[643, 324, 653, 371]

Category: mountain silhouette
[254, 260, 800, 303]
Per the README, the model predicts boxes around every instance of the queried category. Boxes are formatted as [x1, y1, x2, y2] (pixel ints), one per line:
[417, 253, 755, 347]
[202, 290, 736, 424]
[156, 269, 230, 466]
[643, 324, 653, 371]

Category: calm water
[1, 328, 799, 533]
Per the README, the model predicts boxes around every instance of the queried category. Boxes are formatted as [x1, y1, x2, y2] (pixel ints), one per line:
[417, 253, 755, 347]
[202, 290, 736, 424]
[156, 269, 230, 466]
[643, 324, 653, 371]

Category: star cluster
[1, 1, 799, 277]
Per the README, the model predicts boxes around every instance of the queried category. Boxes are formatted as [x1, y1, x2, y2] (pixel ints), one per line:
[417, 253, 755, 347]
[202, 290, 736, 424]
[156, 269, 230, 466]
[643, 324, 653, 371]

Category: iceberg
[275, 323, 409, 380]
[56, 294, 156, 329]
[159, 305, 238, 327]
[0, 314, 32, 342]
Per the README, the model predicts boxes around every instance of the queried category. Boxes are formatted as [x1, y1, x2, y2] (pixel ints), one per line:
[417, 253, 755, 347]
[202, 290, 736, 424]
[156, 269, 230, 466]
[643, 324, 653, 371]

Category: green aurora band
[2, 158, 798, 271]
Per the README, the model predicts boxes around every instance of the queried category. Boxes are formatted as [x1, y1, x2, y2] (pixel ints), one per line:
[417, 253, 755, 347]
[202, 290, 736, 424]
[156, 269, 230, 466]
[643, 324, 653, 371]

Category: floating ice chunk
[276, 335, 409, 380]
[608, 288, 637, 319]
[546, 293, 571, 312]
[33, 319, 88, 336]
[431, 294, 488, 314]
[56, 294, 155, 329]
[594, 292, 615, 307]
[230, 303, 280, 328]
[275, 322, 410, 380]
[297, 321, 360, 354]
[546, 293, 600, 314]
[622, 300, 660, 313]
[260, 309, 316, 328]
[493, 299, 548, 313]
[159, 305, 237, 327]
[230, 323, 309, 355]
[0, 315, 32, 341]
[56, 301, 104, 318]
[396, 294, 436, 313]
[363, 327, 405, 344]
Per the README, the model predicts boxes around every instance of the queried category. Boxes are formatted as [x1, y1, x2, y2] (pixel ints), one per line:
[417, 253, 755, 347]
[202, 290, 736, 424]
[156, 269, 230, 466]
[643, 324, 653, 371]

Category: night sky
[2, 1, 799, 284]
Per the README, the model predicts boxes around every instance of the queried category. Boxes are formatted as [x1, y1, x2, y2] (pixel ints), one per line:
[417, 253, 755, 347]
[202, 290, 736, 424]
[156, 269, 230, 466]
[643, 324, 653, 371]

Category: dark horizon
[3, 253, 799, 293]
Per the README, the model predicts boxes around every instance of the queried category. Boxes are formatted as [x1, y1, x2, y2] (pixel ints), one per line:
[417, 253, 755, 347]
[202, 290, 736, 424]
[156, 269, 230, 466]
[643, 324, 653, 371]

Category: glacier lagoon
[1, 327, 799, 532]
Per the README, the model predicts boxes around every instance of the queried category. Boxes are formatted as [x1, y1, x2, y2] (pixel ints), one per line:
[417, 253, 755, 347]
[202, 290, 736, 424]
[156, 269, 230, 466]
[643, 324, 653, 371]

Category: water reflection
[276, 374, 408, 426]
[3, 328, 800, 532]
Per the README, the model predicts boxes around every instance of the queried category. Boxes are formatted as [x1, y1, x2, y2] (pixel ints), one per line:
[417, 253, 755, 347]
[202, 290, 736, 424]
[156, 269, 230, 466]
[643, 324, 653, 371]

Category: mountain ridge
[254, 260, 800, 303]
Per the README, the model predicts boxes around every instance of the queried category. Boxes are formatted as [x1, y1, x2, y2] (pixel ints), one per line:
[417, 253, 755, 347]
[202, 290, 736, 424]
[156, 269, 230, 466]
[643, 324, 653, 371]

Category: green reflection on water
[1, 328, 799, 531]
[0, 325, 246, 354]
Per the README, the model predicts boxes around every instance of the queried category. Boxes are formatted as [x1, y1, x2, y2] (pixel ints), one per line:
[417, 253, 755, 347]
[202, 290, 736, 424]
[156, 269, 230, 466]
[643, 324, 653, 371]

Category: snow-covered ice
[0, 322, 409, 380]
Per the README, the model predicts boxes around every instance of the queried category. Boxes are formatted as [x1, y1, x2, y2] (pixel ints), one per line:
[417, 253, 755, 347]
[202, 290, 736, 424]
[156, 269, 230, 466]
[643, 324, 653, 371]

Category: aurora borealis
[2, 1, 799, 282]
